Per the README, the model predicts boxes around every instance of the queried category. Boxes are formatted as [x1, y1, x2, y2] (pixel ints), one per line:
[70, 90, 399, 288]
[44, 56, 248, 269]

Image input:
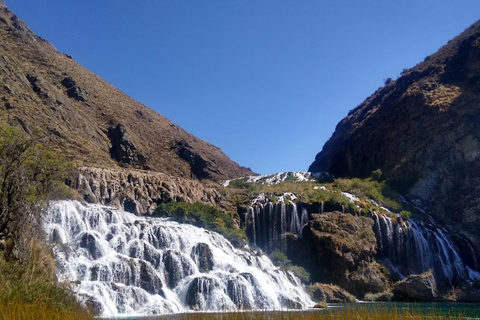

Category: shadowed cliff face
[0, 1, 253, 180]
[309, 20, 480, 256]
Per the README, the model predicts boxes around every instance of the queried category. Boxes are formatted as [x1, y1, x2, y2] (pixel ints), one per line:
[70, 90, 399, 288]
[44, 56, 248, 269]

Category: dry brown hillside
[309, 20, 480, 256]
[0, 1, 253, 180]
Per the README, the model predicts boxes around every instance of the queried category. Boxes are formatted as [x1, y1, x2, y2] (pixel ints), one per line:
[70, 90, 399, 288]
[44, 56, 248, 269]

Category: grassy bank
[0, 242, 93, 320]
[119, 306, 468, 320]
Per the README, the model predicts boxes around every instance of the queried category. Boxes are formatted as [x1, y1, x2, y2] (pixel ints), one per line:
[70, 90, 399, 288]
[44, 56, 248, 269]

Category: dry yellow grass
[123, 307, 466, 320]
[0, 303, 93, 320]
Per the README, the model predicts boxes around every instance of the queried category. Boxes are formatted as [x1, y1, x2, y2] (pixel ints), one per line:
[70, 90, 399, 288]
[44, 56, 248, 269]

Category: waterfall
[372, 214, 479, 286]
[44, 201, 313, 317]
[246, 200, 309, 253]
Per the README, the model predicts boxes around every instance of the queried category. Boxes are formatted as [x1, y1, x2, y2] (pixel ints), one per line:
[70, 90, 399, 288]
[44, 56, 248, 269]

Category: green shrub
[270, 251, 290, 268]
[269, 250, 310, 283]
[289, 265, 311, 283]
[370, 169, 383, 181]
[399, 210, 412, 220]
[154, 202, 246, 247]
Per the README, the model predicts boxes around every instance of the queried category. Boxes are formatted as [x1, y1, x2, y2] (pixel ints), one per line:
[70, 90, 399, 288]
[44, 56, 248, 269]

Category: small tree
[370, 169, 383, 181]
[0, 125, 71, 260]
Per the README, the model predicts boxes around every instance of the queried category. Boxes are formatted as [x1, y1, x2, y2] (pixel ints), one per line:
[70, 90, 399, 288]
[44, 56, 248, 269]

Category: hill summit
[310, 19, 480, 255]
[0, 1, 252, 180]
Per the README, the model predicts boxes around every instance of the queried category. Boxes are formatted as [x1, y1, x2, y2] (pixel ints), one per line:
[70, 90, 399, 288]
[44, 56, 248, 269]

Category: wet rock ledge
[69, 167, 222, 215]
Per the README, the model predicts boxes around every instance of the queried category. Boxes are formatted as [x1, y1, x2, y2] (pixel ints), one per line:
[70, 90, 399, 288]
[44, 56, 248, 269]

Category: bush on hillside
[154, 202, 246, 247]
[0, 125, 73, 261]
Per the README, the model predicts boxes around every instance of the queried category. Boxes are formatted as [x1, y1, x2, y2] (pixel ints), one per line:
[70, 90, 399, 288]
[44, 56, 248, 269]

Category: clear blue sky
[5, 1, 480, 174]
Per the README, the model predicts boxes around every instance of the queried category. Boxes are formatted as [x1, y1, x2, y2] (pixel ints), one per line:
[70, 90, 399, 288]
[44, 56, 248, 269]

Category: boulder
[162, 250, 195, 288]
[79, 233, 102, 260]
[138, 260, 165, 296]
[392, 271, 438, 301]
[185, 276, 220, 310]
[191, 243, 214, 273]
[309, 283, 356, 303]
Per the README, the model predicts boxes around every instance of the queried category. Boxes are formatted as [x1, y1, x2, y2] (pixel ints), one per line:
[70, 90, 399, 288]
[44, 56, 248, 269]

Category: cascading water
[372, 214, 479, 286]
[44, 201, 313, 317]
[245, 195, 479, 287]
[246, 197, 309, 253]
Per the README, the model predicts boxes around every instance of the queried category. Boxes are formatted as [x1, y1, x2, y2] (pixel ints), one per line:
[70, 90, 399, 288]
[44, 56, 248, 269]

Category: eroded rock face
[309, 20, 480, 257]
[70, 167, 222, 215]
[173, 141, 211, 179]
[107, 124, 147, 166]
[392, 271, 438, 301]
[304, 212, 388, 297]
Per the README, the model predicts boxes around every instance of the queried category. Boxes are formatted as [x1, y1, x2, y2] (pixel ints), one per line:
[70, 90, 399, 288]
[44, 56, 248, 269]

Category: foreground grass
[0, 303, 93, 320]
[0, 242, 93, 320]
[126, 307, 467, 320]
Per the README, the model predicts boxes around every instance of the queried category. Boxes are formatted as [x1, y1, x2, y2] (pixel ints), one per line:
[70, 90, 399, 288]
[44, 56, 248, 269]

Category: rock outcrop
[304, 212, 389, 297]
[309, 19, 480, 256]
[0, 2, 253, 180]
[70, 167, 222, 215]
[392, 271, 438, 301]
[309, 283, 356, 303]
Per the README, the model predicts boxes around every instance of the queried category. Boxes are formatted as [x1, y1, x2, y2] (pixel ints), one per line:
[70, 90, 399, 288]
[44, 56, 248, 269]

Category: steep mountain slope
[0, 1, 252, 180]
[310, 20, 480, 255]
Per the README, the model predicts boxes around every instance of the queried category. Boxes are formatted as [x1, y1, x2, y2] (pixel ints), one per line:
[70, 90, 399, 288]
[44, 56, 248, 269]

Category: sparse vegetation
[333, 177, 402, 212]
[154, 202, 246, 247]
[270, 250, 311, 283]
[223, 174, 409, 218]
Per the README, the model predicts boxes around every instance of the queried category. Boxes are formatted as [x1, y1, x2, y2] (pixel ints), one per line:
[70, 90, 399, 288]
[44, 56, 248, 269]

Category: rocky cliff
[0, 1, 252, 180]
[70, 167, 222, 215]
[309, 20, 480, 256]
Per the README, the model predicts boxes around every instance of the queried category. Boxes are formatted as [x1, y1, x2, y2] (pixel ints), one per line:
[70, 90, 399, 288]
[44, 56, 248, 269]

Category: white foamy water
[44, 201, 313, 317]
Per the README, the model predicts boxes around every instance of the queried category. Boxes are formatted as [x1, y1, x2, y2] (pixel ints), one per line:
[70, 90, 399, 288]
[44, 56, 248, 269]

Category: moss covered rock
[309, 283, 356, 303]
[304, 212, 389, 297]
